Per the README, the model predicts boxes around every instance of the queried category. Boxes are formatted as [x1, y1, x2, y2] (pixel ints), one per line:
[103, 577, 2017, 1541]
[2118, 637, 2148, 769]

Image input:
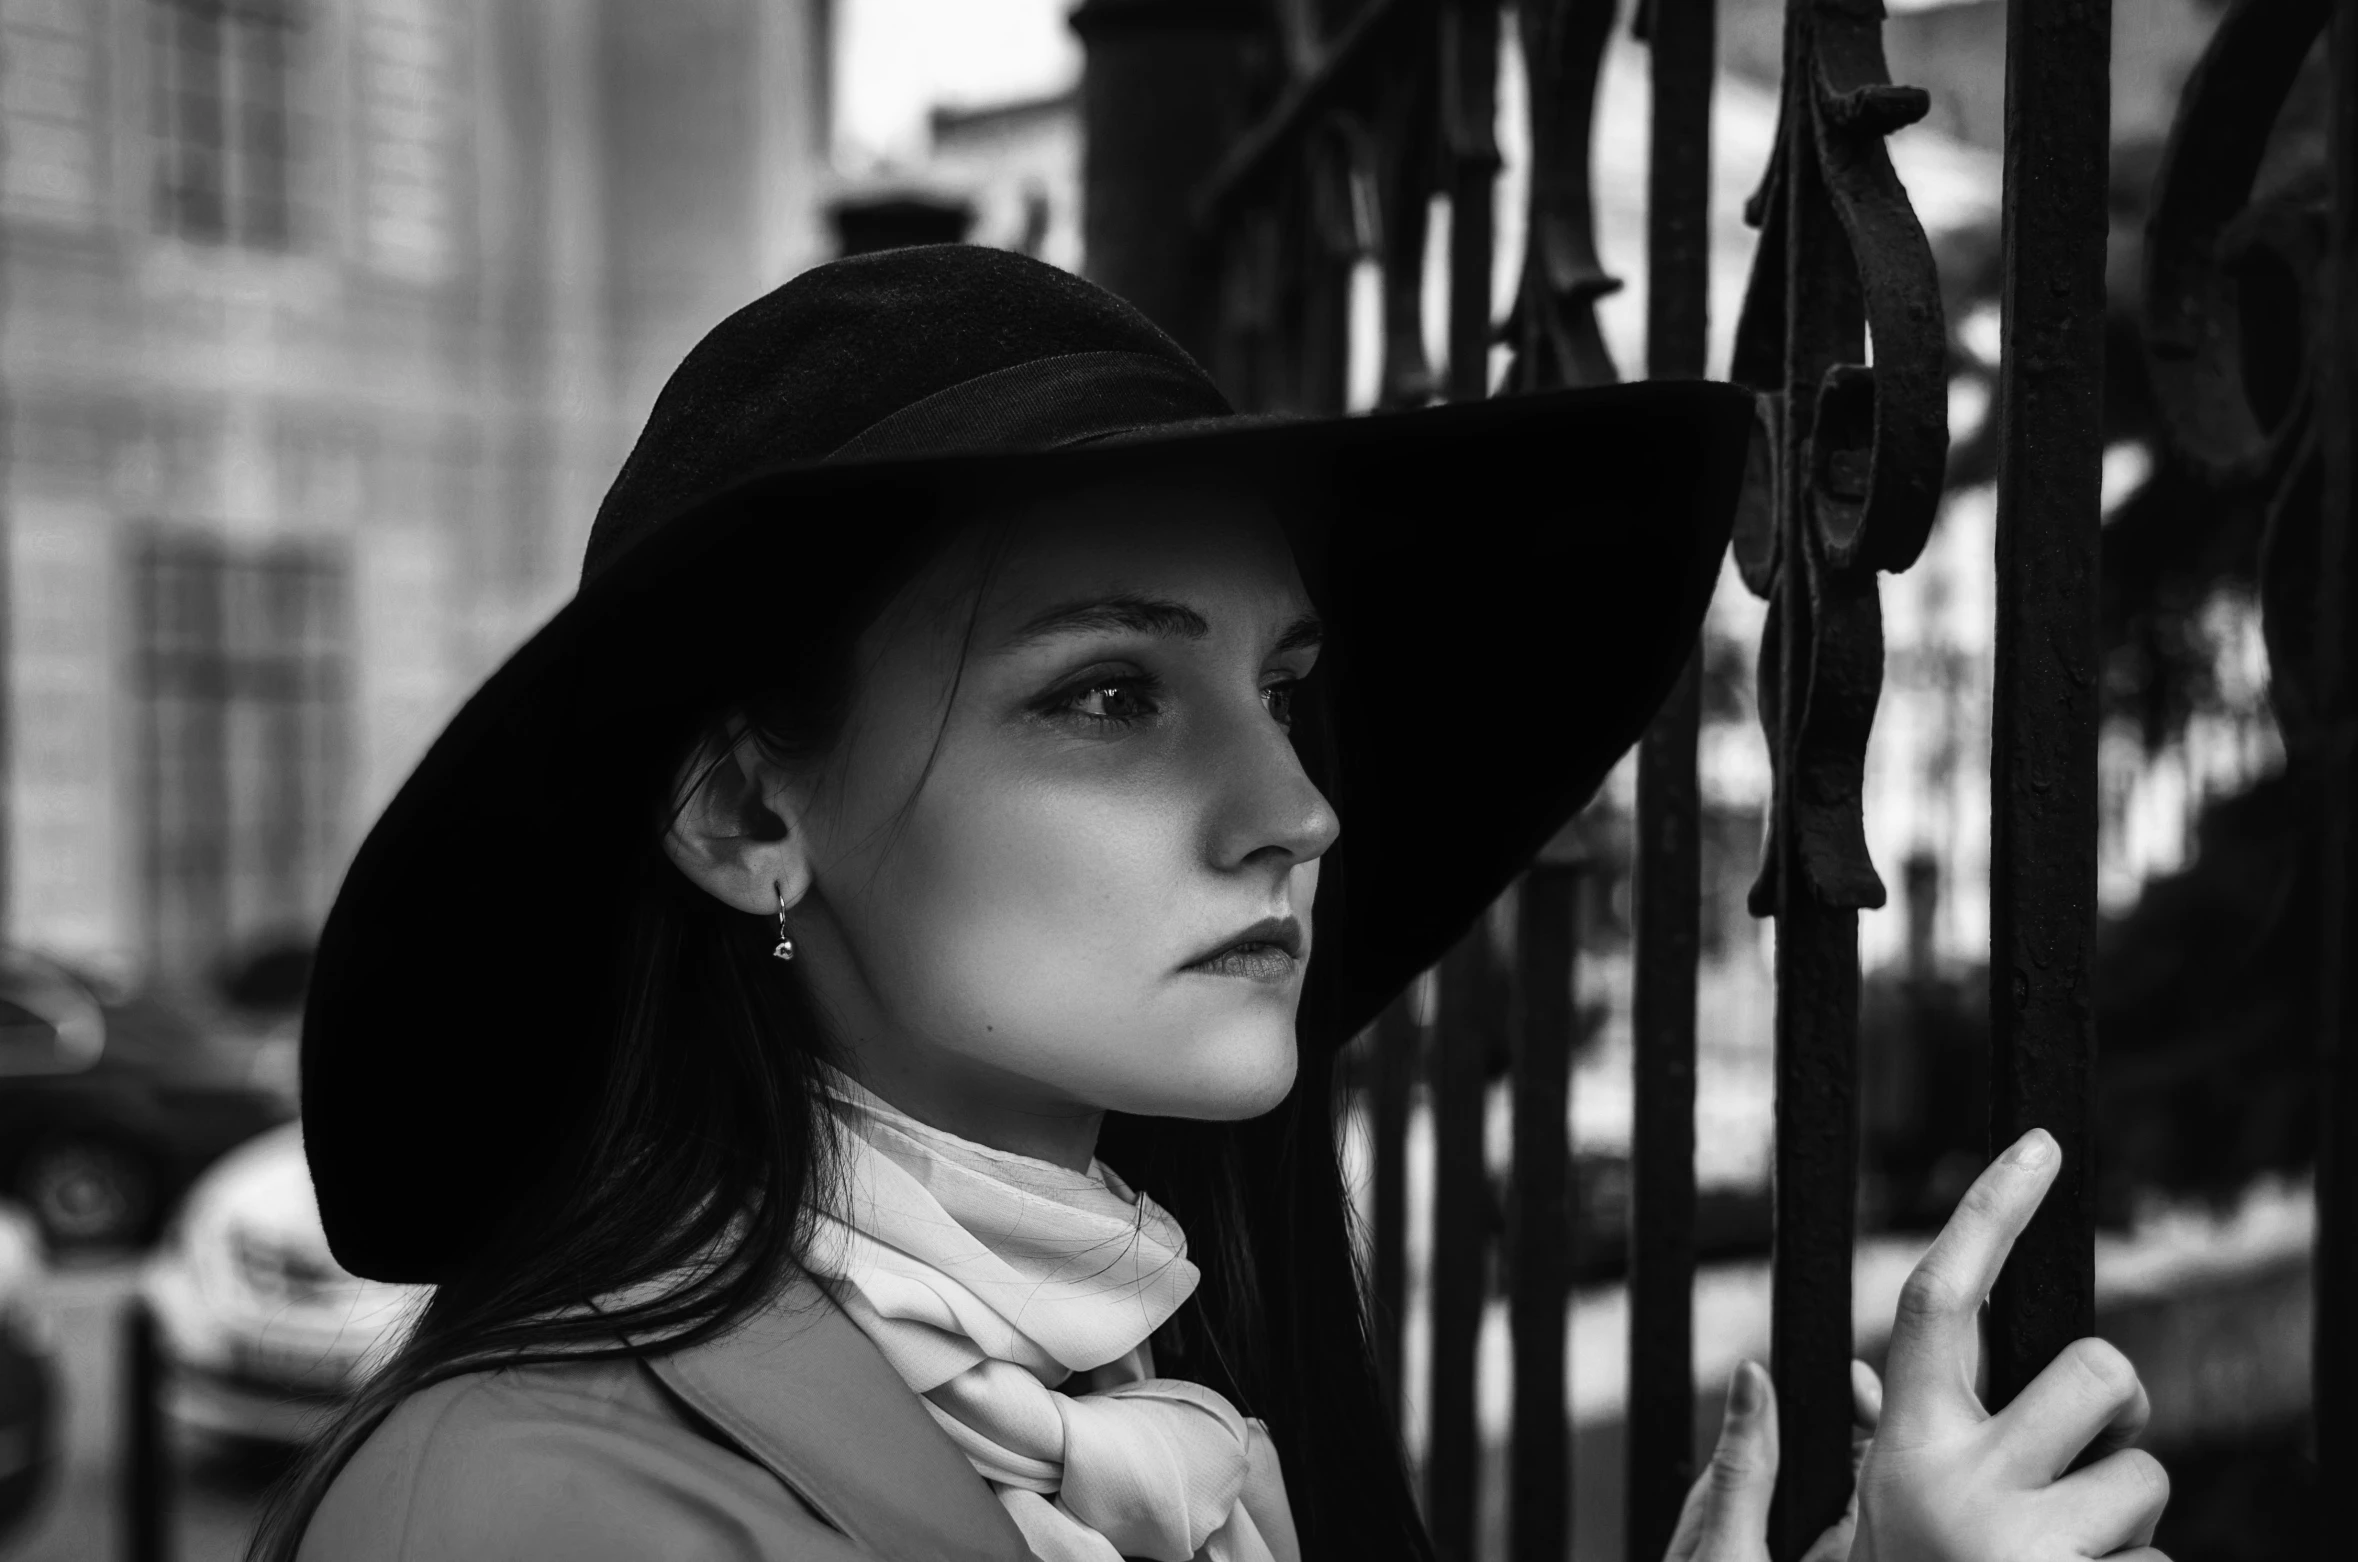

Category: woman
[258, 245, 2169, 1562]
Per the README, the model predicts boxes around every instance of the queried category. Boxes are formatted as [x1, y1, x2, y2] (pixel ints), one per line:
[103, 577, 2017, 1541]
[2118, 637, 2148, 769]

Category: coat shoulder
[298, 1355, 861, 1562]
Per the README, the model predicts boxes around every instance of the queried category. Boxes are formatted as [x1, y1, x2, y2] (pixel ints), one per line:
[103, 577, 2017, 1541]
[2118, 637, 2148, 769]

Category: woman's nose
[1203, 698, 1341, 871]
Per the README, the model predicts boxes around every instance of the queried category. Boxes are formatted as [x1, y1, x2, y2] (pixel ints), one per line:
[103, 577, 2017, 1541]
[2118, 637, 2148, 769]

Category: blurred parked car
[142, 1123, 428, 1447]
[1, 948, 298, 1249]
[0, 1201, 57, 1544]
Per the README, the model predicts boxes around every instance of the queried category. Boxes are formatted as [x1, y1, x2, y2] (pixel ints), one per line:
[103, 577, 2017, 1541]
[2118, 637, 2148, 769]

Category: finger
[1989, 1336, 2151, 1481]
[2044, 1445, 2171, 1556]
[1689, 1361, 1780, 1557]
[1851, 1359, 1884, 1432]
[1880, 1130, 2060, 1444]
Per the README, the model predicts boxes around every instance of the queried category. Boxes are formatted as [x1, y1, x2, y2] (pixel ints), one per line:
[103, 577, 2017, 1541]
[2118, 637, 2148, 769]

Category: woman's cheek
[871, 791, 1176, 1035]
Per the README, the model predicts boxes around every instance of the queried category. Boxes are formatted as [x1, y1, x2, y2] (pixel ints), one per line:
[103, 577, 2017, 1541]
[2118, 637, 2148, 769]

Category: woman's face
[780, 474, 1338, 1157]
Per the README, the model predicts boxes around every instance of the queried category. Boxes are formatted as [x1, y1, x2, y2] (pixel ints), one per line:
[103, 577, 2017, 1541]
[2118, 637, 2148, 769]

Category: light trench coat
[299, 1275, 1037, 1561]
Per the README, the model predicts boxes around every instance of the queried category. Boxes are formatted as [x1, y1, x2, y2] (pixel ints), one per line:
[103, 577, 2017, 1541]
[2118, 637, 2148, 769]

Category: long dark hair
[246, 505, 1438, 1562]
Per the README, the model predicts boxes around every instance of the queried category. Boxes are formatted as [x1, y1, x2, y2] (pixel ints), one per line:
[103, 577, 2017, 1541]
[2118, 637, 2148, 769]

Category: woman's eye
[1262, 679, 1298, 728]
[1050, 676, 1163, 727]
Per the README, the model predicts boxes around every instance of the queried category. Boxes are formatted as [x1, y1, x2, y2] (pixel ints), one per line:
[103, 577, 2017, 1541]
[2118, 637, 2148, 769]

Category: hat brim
[302, 378, 1756, 1282]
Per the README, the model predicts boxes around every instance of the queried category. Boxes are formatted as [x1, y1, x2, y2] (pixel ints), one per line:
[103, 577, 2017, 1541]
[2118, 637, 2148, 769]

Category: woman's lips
[1183, 942, 1300, 982]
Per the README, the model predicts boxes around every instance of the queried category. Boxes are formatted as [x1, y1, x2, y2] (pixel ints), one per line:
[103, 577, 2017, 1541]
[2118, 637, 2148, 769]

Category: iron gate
[1072, 1, 2354, 1559]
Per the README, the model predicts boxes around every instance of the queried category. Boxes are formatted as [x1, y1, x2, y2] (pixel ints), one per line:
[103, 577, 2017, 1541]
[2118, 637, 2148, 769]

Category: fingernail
[2005, 1129, 2057, 1169]
[1729, 1361, 1762, 1416]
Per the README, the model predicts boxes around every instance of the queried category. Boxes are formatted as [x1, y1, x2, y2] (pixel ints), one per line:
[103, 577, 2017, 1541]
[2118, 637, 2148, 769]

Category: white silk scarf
[800, 1065, 1302, 1562]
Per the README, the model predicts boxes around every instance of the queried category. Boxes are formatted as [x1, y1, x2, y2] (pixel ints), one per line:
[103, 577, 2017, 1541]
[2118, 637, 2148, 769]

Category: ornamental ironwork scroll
[2138, 0, 2356, 1494]
[1725, 0, 1948, 1554]
[1503, 0, 1625, 392]
[2141, 0, 2336, 763]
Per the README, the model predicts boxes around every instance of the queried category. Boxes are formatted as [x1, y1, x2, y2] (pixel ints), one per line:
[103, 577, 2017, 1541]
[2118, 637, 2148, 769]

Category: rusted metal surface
[1504, 0, 1624, 391]
[1627, 2, 1714, 1557]
[1430, 914, 1507, 1560]
[1728, 1, 1947, 1553]
[2138, 0, 2352, 1481]
[1509, 866, 1579, 1562]
[1984, 0, 2111, 1411]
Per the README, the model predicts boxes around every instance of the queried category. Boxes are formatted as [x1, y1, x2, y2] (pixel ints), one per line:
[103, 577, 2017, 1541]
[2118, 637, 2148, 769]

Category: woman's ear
[659, 724, 815, 918]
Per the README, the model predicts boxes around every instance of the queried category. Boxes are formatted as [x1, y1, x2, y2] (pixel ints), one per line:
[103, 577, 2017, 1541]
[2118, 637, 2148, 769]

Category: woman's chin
[1118, 1026, 1299, 1121]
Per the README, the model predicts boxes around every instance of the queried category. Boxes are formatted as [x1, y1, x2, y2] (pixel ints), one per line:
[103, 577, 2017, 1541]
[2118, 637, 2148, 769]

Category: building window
[134, 535, 348, 983]
[149, 0, 302, 247]
[1, 0, 106, 227]
[356, 0, 458, 280]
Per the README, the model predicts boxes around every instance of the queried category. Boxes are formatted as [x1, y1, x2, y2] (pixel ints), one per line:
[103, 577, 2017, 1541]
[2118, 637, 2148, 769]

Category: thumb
[1686, 1361, 1779, 1560]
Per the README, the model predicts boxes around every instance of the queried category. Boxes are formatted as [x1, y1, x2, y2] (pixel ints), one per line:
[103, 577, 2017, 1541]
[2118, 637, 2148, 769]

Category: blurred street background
[0, 1, 2329, 1559]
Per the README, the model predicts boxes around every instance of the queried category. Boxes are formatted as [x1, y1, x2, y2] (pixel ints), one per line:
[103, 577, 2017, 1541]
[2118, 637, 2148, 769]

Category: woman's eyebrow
[1272, 612, 1325, 653]
[1002, 593, 1208, 648]
[996, 592, 1325, 653]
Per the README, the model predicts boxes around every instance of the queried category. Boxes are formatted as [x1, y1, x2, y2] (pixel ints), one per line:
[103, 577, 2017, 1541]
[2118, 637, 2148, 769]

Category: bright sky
[836, 0, 1081, 164]
[830, 0, 1986, 165]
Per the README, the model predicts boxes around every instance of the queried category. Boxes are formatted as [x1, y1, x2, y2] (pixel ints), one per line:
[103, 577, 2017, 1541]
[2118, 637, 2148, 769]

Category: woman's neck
[833, 1048, 1104, 1174]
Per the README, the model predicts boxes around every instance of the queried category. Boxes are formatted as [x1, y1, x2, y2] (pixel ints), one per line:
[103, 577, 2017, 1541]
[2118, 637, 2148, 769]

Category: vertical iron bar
[1985, 0, 2109, 1408]
[1072, 0, 1262, 371]
[1374, 50, 1441, 410]
[1628, 2, 1712, 1557]
[1510, 865, 1578, 1562]
[1765, 903, 1858, 1562]
[2314, 0, 2358, 1495]
[1443, 0, 1501, 402]
[1768, 9, 1864, 1553]
[1371, 993, 1421, 1424]
[1431, 915, 1505, 1559]
[123, 1297, 170, 1562]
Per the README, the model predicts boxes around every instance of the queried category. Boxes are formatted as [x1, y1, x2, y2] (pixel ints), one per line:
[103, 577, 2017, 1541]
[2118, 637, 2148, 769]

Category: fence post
[1431, 901, 1510, 1560]
[2316, 0, 2358, 1496]
[1441, 0, 1501, 402]
[1984, 0, 2111, 1407]
[122, 1296, 170, 1562]
[1727, 0, 1949, 1549]
[1069, 0, 1263, 369]
[1370, 992, 1423, 1427]
[1758, 75, 1871, 1562]
[1628, 0, 1714, 1555]
[1509, 863, 1579, 1562]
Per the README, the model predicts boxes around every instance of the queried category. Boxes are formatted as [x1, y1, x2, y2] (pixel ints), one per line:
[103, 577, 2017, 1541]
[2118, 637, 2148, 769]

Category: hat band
[822, 349, 1235, 464]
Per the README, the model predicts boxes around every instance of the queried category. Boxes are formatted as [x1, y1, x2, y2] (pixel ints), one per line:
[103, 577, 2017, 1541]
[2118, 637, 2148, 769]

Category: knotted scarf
[800, 1065, 1302, 1562]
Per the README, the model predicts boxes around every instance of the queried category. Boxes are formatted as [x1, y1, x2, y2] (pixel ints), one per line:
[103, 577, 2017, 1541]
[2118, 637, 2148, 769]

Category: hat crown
[583, 245, 1223, 580]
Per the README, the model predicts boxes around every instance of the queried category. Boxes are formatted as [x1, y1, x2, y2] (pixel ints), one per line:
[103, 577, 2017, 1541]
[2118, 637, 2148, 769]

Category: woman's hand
[1855, 1129, 2172, 1562]
[1664, 1357, 1881, 1562]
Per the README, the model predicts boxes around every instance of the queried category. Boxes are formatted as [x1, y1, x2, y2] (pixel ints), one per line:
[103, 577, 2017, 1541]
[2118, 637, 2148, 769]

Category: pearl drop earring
[771, 880, 796, 961]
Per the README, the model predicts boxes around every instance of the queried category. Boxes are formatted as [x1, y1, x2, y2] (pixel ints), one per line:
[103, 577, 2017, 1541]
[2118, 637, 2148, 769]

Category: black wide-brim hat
[304, 244, 1753, 1284]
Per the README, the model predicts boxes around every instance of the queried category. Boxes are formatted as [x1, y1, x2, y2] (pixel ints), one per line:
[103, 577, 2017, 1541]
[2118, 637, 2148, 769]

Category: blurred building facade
[2, 0, 835, 993]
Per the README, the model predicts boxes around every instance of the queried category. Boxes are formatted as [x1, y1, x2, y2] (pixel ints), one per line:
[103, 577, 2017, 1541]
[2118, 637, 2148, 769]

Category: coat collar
[638, 1275, 1033, 1562]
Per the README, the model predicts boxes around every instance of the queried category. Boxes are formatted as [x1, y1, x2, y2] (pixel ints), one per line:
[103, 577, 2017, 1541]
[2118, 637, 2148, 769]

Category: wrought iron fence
[1072, 1, 2353, 1559]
